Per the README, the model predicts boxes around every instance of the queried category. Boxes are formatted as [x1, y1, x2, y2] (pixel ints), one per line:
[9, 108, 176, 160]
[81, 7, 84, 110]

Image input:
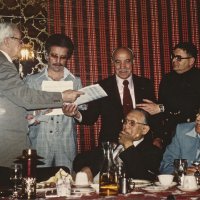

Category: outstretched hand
[136, 99, 160, 115]
[62, 90, 84, 103]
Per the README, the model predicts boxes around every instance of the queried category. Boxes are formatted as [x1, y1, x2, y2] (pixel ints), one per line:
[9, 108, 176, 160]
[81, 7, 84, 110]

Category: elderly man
[137, 42, 200, 146]
[0, 22, 82, 167]
[63, 47, 160, 145]
[160, 109, 200, 174]
[73, 108, 162, 181]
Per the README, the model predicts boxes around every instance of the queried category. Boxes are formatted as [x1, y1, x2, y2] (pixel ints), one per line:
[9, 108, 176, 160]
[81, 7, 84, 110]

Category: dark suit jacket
[79, 74, 157, 143]
[73, 136, 162, 181]
[158, 67, 200, 145]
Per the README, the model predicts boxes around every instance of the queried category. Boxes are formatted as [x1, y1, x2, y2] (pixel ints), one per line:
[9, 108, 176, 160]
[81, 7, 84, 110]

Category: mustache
[53, 63, 64, 67]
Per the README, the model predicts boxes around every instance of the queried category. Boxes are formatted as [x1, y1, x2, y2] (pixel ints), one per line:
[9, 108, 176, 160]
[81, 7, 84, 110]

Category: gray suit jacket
[160, 122, 198, 174]
[0, 52, 63, 167]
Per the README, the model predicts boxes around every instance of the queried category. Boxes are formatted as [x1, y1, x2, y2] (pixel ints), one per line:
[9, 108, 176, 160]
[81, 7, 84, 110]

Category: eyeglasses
[123, 119, 148, 127]
[49, 53, 68, 61]
[10, 37, 23, 44]
[170, 54, 192, 62]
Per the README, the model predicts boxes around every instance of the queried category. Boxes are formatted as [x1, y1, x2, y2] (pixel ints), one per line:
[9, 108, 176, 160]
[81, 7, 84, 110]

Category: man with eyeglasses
[24, 34, 86, 171]
[137, 42, 200, 147]
[0, 22, 83, 167]
[73, 108, 162, 182]
[63, 47, 160, 145]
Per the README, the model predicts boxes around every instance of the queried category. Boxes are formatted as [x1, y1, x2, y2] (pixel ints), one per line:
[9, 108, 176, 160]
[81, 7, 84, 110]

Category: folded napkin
[40, 168, 72, 184]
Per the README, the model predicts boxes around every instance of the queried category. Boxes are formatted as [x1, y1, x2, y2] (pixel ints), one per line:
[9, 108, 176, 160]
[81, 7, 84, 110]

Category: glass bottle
[99, 142, 118, 196]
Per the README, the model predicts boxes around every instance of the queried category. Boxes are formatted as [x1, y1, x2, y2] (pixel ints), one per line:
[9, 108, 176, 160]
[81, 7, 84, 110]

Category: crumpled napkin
[40, 168, 73, 184]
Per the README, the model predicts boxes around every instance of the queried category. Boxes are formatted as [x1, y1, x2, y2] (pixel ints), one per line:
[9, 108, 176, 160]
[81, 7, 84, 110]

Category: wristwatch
[159, 104, 165, 112]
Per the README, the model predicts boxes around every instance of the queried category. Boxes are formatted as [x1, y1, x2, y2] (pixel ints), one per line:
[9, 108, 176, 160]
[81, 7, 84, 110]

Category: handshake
[62, 90, 84, 103]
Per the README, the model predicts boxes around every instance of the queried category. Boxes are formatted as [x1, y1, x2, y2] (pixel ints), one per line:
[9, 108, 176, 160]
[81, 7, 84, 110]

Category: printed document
[41, 81, 107, 115]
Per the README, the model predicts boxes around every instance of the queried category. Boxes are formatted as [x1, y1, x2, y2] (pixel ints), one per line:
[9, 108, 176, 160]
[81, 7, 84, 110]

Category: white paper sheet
[74, 84, 108, 105]
[41, 81, 107, 115]
[41, 81, 73, 115]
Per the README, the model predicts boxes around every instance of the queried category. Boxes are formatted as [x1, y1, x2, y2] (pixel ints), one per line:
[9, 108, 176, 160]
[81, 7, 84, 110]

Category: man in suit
[0, 22, 83, 167]
[160, 108, 200, 174]
[63, 47, 160, 145]
[137, 42, 200, 147]
[73, 109, 162, 181]
[25, 34, 86, 171]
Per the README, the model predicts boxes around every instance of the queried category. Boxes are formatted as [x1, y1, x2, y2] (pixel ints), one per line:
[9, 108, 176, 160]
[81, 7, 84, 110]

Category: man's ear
[142, 125, 150, 135]
[189, 57, 195, 66]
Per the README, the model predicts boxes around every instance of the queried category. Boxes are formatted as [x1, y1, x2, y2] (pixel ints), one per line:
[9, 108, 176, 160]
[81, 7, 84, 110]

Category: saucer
[155, 181, 177, 188]
[177, 186, 200, 192]
[142, 186, 168, 192]
[71, 187, 95, 194]
[73, 184, 91, 188]
[129, 179, 152, 188]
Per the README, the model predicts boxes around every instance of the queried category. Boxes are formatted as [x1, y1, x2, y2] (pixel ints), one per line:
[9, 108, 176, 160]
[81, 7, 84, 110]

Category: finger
[77, 91, 84, 95]
[142, 99, 153, 103]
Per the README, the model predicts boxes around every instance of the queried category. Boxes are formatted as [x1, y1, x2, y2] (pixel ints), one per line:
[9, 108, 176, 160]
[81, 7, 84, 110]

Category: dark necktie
[123, 80, 133, 116]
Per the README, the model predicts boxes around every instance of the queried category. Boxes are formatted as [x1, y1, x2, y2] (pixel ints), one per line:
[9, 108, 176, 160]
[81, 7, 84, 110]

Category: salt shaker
[118, 172, 128, 194]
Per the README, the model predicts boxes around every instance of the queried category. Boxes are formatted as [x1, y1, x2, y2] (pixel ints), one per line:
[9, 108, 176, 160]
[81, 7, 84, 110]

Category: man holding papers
[64, 47, 158, 145]
[25, 34, 86, 171]
[0, 23, 82, 167]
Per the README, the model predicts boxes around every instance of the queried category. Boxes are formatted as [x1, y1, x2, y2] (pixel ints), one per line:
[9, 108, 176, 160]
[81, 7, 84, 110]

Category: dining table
[1, 166, 200, 200]
[39, 186, 200, 200]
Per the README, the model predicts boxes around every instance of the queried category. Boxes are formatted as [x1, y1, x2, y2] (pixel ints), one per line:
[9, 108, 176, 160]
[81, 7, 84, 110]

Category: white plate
[155, 181, 177, 188]
[71, 187, 95, 194]
[142, 186, 168, 192]
[72, 184, 91, 188]
[37, 187, 56, 193]
[177, 186, 200, 192]
[129, 179, 152, 188]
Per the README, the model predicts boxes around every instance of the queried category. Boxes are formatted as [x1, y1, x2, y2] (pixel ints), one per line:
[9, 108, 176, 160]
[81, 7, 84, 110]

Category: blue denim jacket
[160, 122, 198, 174]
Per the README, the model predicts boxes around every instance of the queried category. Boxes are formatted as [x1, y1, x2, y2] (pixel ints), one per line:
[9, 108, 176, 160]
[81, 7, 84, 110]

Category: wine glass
[9, 164, 22, 197]
[174, 159, 188, 185]
[192, 160, 200, 185]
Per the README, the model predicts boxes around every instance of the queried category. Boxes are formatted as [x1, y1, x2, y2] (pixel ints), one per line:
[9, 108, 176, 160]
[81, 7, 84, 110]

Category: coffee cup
[183, 175, 197, 189]
[158, 174, 174, 186]
[75, 172, 89, 186]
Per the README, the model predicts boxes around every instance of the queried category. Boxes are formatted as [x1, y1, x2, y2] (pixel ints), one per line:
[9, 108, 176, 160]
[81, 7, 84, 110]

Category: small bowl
[158, 174, 174, 186]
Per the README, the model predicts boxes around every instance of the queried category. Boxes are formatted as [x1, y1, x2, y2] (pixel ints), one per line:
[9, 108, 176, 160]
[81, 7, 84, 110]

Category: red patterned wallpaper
[47, 0, 200, 152]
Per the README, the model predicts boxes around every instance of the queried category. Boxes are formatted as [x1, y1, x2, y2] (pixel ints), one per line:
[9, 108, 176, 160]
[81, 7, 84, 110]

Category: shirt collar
[115, 75, 133, 87]
[44, 67, 75, 80]
[0, 50, 13, 63]
[186, 127, 199, 138]
[133, 137, 144, 147]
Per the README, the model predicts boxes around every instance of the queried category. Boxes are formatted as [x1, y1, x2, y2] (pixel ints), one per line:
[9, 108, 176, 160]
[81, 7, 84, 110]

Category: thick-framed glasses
[170, 54, 192, 62]
[10, 37, 23, 44]
[49, 53, 67, 61]
[123, 119, 147, 127]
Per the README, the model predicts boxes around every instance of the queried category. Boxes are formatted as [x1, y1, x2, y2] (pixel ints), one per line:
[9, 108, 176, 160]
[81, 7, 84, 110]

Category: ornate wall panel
[0, 0, 48, 76]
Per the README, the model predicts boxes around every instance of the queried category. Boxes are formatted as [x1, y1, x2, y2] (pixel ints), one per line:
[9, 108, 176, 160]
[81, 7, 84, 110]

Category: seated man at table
[160, 108, 200, 174]
[73, 108, 163, 182]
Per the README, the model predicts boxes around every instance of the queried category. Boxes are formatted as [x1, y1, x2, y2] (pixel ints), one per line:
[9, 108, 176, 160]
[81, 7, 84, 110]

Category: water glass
[174, 159, 188, 185]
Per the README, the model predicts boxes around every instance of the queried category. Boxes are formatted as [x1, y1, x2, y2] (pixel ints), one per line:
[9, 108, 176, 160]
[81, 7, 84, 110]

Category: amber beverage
[99, 142, 118, 196]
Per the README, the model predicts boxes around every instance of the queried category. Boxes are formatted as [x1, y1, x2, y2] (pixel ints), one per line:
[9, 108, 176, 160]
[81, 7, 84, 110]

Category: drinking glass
[192, 160, 200, 185]
[174, 159, 188, 185]
[9, 164, 22, 197]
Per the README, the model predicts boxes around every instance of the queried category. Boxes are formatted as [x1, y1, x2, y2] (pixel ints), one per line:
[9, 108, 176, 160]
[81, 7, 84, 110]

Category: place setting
[71, 172, 96, 195]
[142, 174, 176, 193]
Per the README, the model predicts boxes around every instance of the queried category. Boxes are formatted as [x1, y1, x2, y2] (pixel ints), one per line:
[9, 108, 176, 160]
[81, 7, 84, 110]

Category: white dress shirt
[115, 75, 136, 108]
